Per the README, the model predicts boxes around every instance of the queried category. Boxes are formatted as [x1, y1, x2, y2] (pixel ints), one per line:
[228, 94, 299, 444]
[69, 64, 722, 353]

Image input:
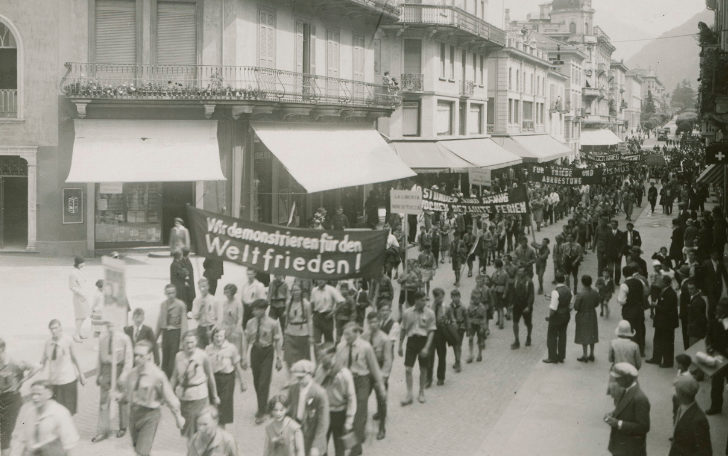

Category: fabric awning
[510, 135, 572, 163]
[439, 138, 523, 170]
[66, 119, 225, 182]
[389, 140, 475, 173]
[580, 128, 622, 146]
[251, 122, 415, 193]
[697, 164, 724, 186]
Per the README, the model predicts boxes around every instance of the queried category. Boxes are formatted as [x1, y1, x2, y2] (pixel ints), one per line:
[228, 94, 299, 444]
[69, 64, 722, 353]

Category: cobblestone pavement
[2, 193, 726, 455]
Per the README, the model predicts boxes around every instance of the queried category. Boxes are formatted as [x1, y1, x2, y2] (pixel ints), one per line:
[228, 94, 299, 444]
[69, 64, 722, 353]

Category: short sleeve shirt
[206, 341, 240, 374]
[401, 307, 436, 338]
[43, 335, 77, 385]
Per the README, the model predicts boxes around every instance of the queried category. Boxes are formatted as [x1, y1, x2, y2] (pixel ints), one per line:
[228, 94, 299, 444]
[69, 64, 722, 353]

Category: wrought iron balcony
[400, 73, 424, 92]
[399, 4, 506, 47]
[460, 80, 475, 97]
[0, 89, 17, 118]
[61, 63, 401, 110]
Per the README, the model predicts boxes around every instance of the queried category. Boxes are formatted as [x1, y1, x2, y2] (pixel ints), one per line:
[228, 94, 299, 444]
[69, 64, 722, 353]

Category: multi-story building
[1, 0, 412, 255]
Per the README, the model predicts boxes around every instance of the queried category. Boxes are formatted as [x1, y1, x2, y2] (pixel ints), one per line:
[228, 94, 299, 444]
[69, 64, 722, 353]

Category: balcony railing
[0, 89, 17, 118]
[460, 80, 475, 97]
[61, 63, 401, 109]
[400, 4, 506, 47]
[400, 73, 424, 92]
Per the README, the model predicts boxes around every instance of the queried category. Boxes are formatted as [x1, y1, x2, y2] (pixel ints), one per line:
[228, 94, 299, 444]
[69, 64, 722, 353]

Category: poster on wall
[187, 207, 388, 280]
[62, 188, 84, 224]
[101, 256, 129, 328]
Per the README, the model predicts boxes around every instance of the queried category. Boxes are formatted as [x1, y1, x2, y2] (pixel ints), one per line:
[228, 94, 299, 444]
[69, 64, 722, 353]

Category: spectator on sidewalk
[604, 363, 650, 456]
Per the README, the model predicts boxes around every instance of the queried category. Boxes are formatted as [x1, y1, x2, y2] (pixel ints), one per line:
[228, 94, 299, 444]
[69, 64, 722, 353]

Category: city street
[3, 190, 726, 455]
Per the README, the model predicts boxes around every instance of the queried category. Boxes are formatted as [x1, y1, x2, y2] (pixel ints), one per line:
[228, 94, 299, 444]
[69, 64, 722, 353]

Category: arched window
[569, 22, 576, 34]
[0, 21, 17, 118]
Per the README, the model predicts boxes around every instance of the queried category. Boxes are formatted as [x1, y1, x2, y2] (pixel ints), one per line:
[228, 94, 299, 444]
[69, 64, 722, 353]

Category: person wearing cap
[315, 344, 355, 456]
[604, 362, 650, 456]
[705, 298, 728, 416]
[169, 217, 191, 256]
[617, 265, 647, 356]
[670, 376, 711, 456]
[92, 320, 133, 443]
[399, 290, 436, 405]
[287, 360, 329, 456]
[68, 256, 90, 343]
[245, 299, 283, 424]
[335, 321, 385, 455]
[622, 223, 642, 258]
[645, 275, 679, 368]
[170, 331, 219, 438]
[686, 280, 707, 348]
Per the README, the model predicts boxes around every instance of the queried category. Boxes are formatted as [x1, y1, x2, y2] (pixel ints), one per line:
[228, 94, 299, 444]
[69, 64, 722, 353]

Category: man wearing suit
[605, 363, 650, 456]
[646, 276, 679, 368]
[670, 376, 712, 456]
[706, 298, 728, 416]
[701, 250, 728, 319]
[622, 223, 642, 257]
[287, 360, 329, 456]
[669, 219, 684, 265]
[124, 308, 159, 365]
[605, 220, 625, 284]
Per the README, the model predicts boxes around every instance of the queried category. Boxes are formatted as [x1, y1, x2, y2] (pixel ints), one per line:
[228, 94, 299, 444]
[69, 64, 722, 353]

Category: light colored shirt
[191, 293, 219, 327]
[401, 306, 436, 338]
[41, 335, 77, 385]
[240, 280, 267, 305]
[206, 341, 240, 374]
[10, 400, 79, 456]
[310, 285, 344, 314]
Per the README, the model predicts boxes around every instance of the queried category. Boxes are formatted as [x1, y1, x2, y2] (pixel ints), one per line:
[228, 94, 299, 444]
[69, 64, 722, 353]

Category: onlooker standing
[10, 380, 80, 456]
[68, 256, 90, 342]
[169, 217, 191, 256]
[669, 376, 711, 456]
[574, 275, 599, 362]
[543, 274, 572, 364]
[0, 338, 38, 456]
[604, 363, 650, 456]
[40, 319, 86, 415]
[156, 284, 188, 379]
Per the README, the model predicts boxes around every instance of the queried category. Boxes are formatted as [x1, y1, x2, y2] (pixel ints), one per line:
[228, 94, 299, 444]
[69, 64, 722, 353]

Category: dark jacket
[286, 382, 329, 456]
[687, 294, 708, 340]
[668, 403, 712, 456]
[654, 287, 679, 330]
[124, 324, 159, 364]
[608, 384, 650, 456]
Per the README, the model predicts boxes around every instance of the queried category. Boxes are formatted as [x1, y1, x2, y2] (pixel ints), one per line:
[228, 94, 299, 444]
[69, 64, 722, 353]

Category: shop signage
[187, 207, 387, 280]
[468, 168, 491, 187]
[390, 189, 423, 215]
[529, 165, 602, 186]
[101, 256, 129, 328]
[62, 188, 84, 224]
[421, 186, 528, 214]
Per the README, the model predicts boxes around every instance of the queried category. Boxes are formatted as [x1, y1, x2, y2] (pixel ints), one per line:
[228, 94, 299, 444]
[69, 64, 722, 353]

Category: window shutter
[156, 1, 197, 66]
[95, 0, 136, 64]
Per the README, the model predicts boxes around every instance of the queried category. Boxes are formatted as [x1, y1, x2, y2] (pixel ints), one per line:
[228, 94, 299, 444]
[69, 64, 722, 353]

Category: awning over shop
[510, 135, 572, 163]
[66, 119, 225, 182]
[389, 140, 475, 173]
[251, 122, 415, 193]
[580, 128, 622, 146]
[439, 138, 523, 170]
[697, 164, 724, 186]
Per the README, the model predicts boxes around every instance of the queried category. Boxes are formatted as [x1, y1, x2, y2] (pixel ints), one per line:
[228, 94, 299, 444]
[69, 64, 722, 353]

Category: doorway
[161, 182, 194, 245]
[0, 156, 28, 249]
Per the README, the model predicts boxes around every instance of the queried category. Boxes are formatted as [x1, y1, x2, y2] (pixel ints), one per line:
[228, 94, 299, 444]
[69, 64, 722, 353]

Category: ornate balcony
[61, 63, 401, 117]
[399, 4, 506, 47]
[400, 73, 424, 92]
[0, 89, 17, 118]
[460, 80, 475, 97]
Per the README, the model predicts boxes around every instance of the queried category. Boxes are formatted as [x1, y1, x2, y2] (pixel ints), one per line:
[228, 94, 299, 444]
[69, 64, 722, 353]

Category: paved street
[2, 191, 727, 455]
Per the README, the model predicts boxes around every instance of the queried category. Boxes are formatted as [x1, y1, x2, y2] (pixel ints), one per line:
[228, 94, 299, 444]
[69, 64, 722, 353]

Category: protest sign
[529, 165, 602, 185]
[187, 207, 387, 280]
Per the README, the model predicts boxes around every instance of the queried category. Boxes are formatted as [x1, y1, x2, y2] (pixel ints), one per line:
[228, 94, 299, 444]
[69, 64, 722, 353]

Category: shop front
[66, 119, 225, 250]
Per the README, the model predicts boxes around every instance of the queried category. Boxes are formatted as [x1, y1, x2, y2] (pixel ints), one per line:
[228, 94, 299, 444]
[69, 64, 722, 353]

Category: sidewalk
[477, 199, 728, 455]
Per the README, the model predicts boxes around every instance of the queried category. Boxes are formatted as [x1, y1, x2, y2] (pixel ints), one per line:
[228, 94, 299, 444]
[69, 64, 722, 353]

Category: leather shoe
[542, 358, 558, 364]
[706, 408, 721, 415]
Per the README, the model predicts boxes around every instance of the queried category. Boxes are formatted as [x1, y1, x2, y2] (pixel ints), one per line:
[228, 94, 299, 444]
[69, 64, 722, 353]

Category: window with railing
[0, 21, 18, 118]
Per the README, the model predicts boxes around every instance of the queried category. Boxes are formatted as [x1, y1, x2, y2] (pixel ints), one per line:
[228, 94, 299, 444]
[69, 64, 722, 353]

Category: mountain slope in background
[626, 10, 712, 92]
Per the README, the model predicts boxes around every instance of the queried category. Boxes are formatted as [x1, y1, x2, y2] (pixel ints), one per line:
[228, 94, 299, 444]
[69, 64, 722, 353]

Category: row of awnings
[65, 120, 572, 192]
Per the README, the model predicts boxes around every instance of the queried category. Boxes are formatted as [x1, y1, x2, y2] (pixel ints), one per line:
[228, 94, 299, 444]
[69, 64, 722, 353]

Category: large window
[469, 104, 483, 134]
[95, 0, 137, 64]
[156, 1, 197, 65]
[258, 8, 276, 67]
[0, 22, 17, 118]
[437, 100, 453, 136]
[402, 101, 420, 136]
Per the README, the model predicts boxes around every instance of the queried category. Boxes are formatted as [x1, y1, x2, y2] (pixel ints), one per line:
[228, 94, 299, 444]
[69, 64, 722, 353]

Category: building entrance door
[0, 156, 28, 249]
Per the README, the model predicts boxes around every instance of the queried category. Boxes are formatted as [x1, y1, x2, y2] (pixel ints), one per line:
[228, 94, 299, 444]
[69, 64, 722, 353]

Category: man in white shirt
[240, 269, 266, 328]
[310, 280, 345, 343]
